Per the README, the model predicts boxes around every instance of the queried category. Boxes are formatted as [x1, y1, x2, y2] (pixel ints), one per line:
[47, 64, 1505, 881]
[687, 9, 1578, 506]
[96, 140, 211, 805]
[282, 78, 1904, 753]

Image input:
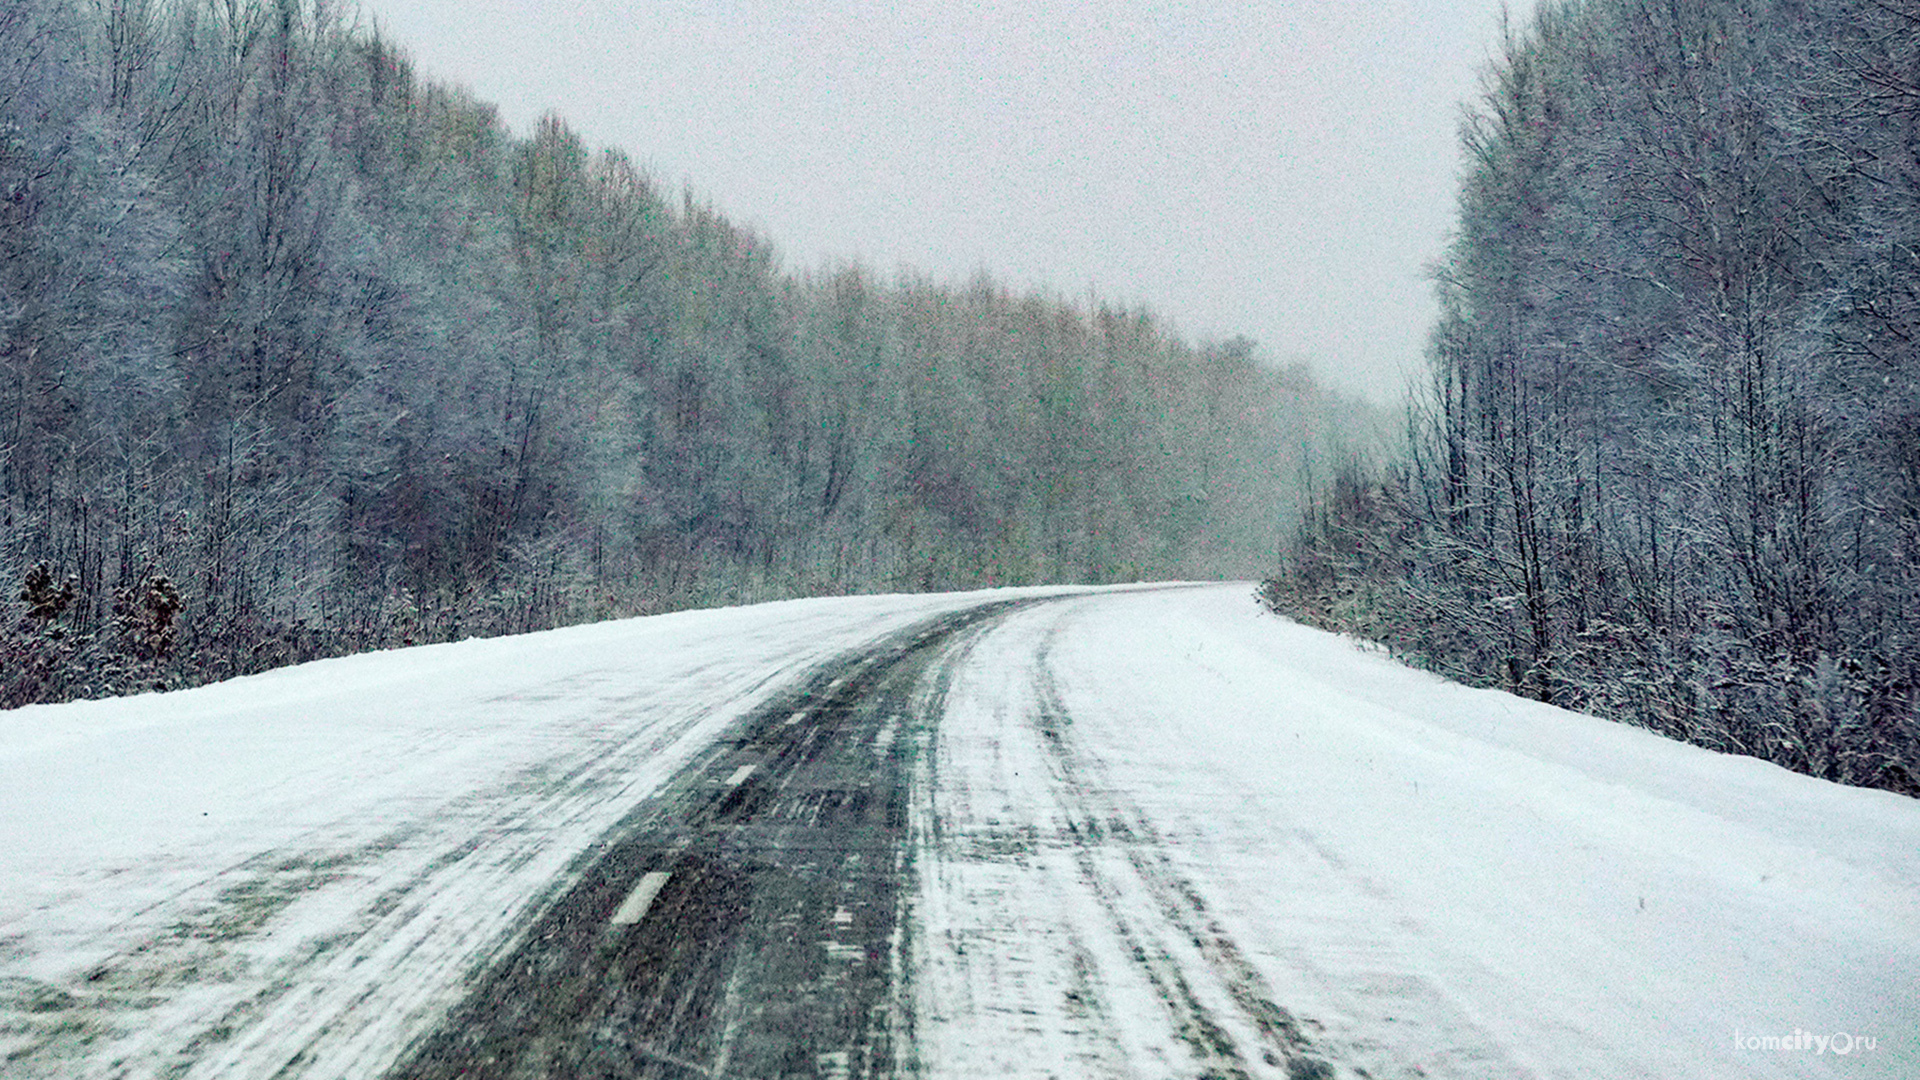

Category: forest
[1266, 0, 1920, 794]
[1, 0, 1367, 706]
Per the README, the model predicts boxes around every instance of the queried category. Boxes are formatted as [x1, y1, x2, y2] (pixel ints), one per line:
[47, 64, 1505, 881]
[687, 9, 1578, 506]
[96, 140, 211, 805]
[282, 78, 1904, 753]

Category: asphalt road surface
[388, 599, 1038, 1080]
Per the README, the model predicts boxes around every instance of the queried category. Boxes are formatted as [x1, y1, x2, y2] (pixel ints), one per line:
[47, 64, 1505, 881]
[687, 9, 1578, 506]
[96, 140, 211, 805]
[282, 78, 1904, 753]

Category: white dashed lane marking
[610, 872, 673, 926]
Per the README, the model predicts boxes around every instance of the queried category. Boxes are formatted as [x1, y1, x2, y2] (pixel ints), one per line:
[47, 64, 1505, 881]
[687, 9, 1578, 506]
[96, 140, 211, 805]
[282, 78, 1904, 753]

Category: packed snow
[911, 586, 1919, 1078]
[2, 583, 1914, 1078]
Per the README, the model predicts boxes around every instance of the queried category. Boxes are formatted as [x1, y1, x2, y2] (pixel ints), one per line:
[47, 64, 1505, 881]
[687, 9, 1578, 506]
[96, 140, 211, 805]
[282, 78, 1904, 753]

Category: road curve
[9, 585, 1911, 1080]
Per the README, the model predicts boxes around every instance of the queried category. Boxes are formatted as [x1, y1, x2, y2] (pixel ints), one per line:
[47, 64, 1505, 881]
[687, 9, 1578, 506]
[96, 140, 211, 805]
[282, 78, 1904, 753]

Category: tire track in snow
[1023, 620, 1335, 1079]
[963, 594, 1545, 1080]
[909, 596, 1340, 1079]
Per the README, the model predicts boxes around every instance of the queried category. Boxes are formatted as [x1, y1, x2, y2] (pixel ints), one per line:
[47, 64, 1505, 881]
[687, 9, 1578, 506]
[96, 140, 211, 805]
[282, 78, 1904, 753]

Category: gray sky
[354, 0, 1518, 404]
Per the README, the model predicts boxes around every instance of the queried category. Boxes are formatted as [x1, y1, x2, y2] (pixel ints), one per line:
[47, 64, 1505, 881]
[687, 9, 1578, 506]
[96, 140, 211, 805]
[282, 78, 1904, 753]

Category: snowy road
[912, 591, 1918, 1079]
[390, 598, 1038, 1078]
[2, 585, 1916, 1078]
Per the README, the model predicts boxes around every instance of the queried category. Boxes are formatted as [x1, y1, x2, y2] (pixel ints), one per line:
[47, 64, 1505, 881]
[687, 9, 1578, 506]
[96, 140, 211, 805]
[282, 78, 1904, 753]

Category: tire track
[908, 596, 1339, 1080]
[1024, 625, 1335, 1080]
[928, 597, 1543, 1080]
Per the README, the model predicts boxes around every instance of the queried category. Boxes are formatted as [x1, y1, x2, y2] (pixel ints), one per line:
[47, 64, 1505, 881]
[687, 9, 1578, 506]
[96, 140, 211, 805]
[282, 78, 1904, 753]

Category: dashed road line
[610, 871, 673, 926]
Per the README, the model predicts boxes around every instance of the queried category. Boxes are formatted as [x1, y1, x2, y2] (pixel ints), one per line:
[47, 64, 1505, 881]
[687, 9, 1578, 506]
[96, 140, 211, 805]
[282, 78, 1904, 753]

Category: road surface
[389, 598, 1047, 1079]
[2, 585, 1913, 1079]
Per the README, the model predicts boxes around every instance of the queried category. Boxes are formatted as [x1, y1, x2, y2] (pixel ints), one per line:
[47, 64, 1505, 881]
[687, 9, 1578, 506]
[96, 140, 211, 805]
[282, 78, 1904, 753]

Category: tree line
[1266, 0, 1920, 795]
[1, 0, 1364, 705]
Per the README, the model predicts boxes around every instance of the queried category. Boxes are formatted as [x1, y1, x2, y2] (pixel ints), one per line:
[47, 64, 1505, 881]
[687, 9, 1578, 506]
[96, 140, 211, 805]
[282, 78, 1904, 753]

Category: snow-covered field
[2, 583, 1915, 1078]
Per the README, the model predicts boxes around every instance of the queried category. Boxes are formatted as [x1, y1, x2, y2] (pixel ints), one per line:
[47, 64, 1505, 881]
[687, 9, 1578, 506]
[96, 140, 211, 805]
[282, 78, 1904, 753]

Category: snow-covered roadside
[912, 585, 1920, 1079]
[0, 585, 1095, 1078]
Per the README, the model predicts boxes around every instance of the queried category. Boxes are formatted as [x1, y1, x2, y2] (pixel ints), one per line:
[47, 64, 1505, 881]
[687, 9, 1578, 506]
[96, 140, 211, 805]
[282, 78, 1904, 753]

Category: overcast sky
[353, 0, 1520, 404]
